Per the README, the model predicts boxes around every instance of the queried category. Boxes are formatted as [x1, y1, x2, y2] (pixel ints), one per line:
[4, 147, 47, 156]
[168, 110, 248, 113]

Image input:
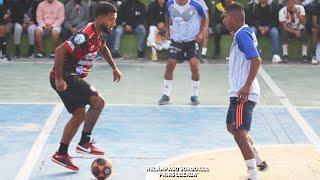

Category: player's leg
[234, 129, 259, 180]
[52, 107, 86, 171]
[187, 41, 200, 105]
[189, 56, 200, 105]
[248, 135, 269, 171]
[158, 41, 182, 105]
[76, 94, 105, 155]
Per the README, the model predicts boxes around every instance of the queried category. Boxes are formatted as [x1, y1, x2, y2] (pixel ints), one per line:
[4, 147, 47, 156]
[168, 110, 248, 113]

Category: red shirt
[50, 23, 103, 79]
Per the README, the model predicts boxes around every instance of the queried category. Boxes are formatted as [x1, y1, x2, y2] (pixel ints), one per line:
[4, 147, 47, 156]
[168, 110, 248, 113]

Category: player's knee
[166, 60, 176, 70]
[227, 125, 235, 135]
[234, 131, 248, 143]
[92, 96, 105, 109]
[72, 108, 86, 123]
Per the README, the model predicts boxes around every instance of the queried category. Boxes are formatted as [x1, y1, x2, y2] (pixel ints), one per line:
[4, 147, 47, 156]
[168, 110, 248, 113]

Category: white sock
[201, 47, 207, 56]
[253, 147, 263, 165]
[245, 159, 259, 180]
[302, 45, 308, 56]
[163, 79, 172, 96]
[282, 44, 288, 56]
[191, 80, 200, 96]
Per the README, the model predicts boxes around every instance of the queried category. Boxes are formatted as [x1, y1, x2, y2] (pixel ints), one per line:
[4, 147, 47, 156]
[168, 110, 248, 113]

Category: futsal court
[0, 61, 320, 180]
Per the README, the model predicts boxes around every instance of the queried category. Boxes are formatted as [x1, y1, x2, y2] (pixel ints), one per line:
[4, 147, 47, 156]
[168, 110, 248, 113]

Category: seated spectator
[300, 0, 314, 32]
[0, 0, 11, 61]
[249, 0, 282, 63]
[212, 0, 234, 58]
[279, 0, 308, 63]
[311, 1, 319, 64]
[10, 0, 39, 58]
[146, 0, 169, 61]
[35, 0, 64, 58]
[62, 0, 90, 40]
[112, 0, 147, 59]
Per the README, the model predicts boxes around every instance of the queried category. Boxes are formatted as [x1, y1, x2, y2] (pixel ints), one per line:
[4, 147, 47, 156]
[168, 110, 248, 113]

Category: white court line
[1, 102, 320, 109]
[14, 103, 64, 180]
[259, 67, 320, 151]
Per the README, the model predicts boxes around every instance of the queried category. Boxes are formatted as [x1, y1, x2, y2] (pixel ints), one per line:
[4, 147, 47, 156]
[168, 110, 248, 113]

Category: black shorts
[168, 40, 198, 61]
[226, 97, 256, 131]
[50, 74, 98, 113]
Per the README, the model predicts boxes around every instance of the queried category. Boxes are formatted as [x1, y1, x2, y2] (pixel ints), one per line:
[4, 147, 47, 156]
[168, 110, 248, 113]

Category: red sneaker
[51, 152, 79, 171]
[76, 140, 105, 155]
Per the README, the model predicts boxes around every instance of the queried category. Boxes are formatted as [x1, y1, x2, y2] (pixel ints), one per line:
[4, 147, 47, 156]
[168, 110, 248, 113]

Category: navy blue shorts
[226, 97, 256, 131]
[168, 40, 198, 61]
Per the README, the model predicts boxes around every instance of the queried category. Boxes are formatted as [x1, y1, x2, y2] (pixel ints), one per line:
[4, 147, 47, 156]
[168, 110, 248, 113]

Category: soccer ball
[91, 158, 112, 180]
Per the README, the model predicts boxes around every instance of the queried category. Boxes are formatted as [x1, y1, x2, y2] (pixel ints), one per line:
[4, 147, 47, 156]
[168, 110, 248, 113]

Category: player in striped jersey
[50, 2, 122, 171]
[224, 3, 268, 180]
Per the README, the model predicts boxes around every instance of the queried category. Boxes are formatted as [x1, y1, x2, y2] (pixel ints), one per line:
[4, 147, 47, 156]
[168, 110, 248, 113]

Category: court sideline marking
[259, 67, 320, 151]
[14, 103, 64, 180]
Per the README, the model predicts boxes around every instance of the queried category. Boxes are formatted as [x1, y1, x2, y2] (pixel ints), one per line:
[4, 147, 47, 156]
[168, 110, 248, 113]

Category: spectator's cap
[95, 1, 118, 17]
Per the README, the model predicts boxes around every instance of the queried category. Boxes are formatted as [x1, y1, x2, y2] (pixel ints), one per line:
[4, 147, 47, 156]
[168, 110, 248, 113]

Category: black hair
[95, 1, 117, 17]
[225, 2, 244, 12]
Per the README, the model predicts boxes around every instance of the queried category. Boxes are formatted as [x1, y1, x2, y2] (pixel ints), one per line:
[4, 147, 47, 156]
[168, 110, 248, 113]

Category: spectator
[279, 0, 308, 63]
[62, 0, 90, 40]
[212, 0, 234, 58]
[311, 1, 319, 64]
[112, 0, 147, 59]
[300, 0, 314, 32]
[249, 0, 282, 63]
[10, 0, 38, 58]
[0, 0, 11, 61]
[146, 0, 169, 61]
[35, 0, 64, 58]
[197, 0, 210, 63]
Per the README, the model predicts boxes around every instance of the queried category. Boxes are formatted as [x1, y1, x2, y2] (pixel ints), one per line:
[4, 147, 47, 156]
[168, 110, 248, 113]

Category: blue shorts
[226, 97, 256, 131]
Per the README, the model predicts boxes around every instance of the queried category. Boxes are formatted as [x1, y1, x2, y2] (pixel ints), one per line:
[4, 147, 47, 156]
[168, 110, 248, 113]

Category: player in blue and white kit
[158, 0, 209, 106]
[223, 3, 268, 180]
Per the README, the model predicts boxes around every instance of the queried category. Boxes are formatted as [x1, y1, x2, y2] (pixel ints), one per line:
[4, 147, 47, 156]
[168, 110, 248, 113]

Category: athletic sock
[58, 143, 69, 155]
[191, 80, 200, 96]
[246, 159, 259, 180]
[163, 79, 172, 96]
[79, 131, 91, 145]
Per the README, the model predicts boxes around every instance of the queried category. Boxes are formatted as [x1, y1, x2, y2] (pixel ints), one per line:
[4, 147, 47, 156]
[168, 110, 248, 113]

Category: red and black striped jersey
[50, 23, 104, 79]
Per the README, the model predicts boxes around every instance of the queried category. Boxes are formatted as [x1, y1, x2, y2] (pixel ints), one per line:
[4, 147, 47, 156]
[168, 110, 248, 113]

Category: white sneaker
[272, 55, 282, 63]
[311, 56, 319, 65]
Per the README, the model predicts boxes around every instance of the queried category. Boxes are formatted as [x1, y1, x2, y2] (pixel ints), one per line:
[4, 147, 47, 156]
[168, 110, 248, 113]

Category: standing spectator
[62, 0, 90, 40]
[112, 0, 147, 59]
[197, 0, 210, 63]
[146, 0, 170, 61]
[279, 0, 308, 63]
[250, 0, 282, 63]
[0, 0, 11, 61]
[311, 1, 319, 64]
[35, 0, 65, 58]
[10, 0, 38, 58]
[212, 0, 234, 58]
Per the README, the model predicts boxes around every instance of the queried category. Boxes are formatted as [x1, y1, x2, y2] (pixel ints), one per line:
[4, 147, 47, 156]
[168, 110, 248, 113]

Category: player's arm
[245, 57, 261, 89]
[54, 44, 68, 92]
[99, 44, 122, 82]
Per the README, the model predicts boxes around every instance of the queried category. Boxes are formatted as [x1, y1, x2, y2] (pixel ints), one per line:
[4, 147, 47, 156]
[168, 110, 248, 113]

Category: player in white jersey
[158, 0, 209, 106]
[223, 3, 268, 180]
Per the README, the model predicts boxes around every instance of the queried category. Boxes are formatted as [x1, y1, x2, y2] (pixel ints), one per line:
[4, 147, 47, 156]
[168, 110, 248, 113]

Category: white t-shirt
[279, 5, 306, 30]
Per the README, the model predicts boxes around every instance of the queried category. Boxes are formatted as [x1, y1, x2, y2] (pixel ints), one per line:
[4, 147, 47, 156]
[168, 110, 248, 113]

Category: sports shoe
[282, 55, 289, 63]
[257, 161, 269, 171]
[112, 51, 123, 60]
[151, 54, 158, 62]
[200, 55, 207, 64]
[76, 140, 105, 155]
[190, 96, 200, 106]
[158, 95, 170, 105]
[302, 55, 309, 63]
[311, 55, 319, 65]
[49, 52, 55, 59]
[51, 152, 79, 171]
[272, 55, 282, 63]
[36, 52, 45, 58]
